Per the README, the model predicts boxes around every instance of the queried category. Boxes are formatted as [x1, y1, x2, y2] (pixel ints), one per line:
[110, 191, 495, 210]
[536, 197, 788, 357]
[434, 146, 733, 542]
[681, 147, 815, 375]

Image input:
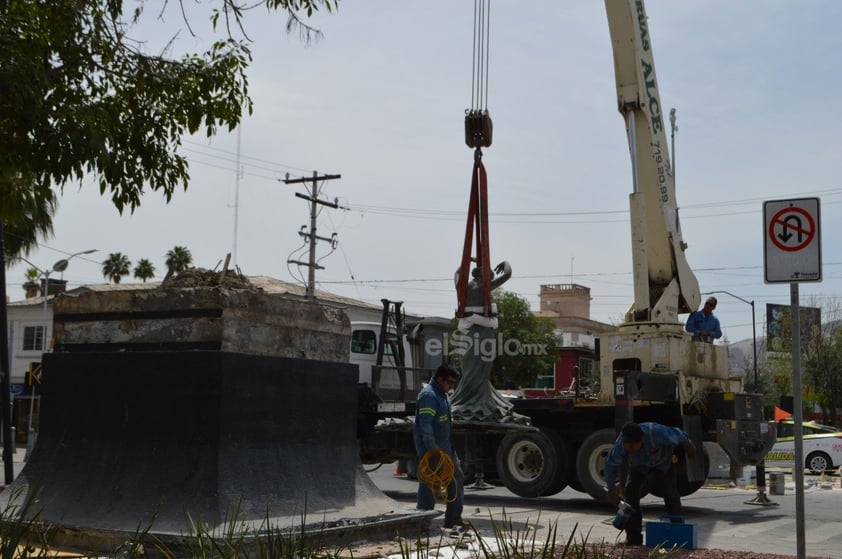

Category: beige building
[534, 283, 615, 348]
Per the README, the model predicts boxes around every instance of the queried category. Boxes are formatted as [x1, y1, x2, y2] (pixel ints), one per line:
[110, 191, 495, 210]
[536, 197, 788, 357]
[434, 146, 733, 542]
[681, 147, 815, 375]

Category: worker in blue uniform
[414, 364, 465, 530]
[604, 422, 696, 546]
[685, 296, 722, 342]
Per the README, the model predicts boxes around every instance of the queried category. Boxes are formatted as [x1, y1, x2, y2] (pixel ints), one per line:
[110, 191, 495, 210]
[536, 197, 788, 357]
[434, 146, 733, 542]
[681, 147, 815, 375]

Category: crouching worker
[604, 422, 696, 546]
[414, 365, 466, 530]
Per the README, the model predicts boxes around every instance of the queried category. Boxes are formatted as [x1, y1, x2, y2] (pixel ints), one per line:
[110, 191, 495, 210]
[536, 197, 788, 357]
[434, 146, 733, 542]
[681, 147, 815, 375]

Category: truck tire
[566, 442, 585, 492]
[496, 428, 564, 498]
[575, 428, 617, 501]
[541, 429, 570, 496]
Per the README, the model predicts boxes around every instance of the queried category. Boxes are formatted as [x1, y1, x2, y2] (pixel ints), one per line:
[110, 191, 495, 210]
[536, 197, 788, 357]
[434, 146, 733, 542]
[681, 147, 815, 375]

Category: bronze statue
[450, 261, 516, 421]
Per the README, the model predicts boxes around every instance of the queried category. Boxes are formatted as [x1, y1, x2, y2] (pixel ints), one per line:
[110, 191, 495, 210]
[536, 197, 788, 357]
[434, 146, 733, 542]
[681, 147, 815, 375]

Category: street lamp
[704, 290, 775, 506]
[19, 249, 97, 459]
[705, 290, 758, 388]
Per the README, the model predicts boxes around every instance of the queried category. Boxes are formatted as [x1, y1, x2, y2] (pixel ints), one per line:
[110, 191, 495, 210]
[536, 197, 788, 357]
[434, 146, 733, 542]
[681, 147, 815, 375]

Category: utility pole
[283, 171, 341, 300]
[0, 221, 15, 483]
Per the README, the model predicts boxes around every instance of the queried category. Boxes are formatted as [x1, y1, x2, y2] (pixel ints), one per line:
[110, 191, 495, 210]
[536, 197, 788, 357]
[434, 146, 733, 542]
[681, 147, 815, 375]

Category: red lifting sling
[456, 148, 492, 318]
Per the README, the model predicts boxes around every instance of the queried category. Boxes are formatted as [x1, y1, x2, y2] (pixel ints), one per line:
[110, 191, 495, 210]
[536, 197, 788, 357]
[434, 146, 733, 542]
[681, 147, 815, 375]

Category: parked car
[765, 418, 842, 473]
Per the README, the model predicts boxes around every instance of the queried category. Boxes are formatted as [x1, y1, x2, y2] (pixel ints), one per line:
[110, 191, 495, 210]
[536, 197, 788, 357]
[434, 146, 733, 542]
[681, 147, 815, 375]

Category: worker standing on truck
[685, 296, 722, 342]
[604, 422, 696, 546]
[414, 364, 466, 530]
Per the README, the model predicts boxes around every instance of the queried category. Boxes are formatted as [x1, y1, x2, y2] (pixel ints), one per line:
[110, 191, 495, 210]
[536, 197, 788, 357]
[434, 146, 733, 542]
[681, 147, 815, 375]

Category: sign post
[763, 197, 822, 559]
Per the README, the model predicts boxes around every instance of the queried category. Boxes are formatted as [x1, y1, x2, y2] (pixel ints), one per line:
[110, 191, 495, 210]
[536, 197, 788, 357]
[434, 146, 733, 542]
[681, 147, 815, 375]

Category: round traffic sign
[768, 206, 815, 252]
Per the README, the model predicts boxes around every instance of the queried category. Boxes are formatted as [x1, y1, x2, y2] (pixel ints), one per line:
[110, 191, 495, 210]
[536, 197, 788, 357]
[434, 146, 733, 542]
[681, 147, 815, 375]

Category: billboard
[766, 303, 821, 352]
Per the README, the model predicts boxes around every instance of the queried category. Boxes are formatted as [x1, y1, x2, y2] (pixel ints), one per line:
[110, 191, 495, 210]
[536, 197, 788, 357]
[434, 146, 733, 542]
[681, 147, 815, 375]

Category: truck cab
[350, 320, 415, 390]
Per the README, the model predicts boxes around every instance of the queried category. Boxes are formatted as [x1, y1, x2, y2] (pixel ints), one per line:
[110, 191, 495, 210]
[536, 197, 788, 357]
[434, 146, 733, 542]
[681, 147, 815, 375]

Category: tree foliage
[22, 267, 41, 297]
[102, 252, 131, 283]
[0, 0, 337, 261]
[490, 290, 559, 389]
[133, 258, 156, 282]
[0, 179, 58, 264]
[763, 303, 842, 427]
[165, 245, 193, 276]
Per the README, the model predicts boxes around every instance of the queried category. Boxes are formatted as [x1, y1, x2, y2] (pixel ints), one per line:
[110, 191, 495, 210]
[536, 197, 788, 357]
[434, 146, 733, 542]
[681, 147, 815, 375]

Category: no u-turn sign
[763, 197, 822, 283]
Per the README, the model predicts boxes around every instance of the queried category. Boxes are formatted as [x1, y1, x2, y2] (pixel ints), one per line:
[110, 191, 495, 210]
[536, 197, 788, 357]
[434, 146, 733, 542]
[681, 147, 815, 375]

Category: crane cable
[417, 449, 457, 503]
[470, 0, 491, 113]
[464, 0, 493, 149]
[459, 0, 494, 317]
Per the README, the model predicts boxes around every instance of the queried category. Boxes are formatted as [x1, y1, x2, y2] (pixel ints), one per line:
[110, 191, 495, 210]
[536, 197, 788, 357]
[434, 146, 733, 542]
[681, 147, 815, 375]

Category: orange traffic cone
[774, 406, 790, 421]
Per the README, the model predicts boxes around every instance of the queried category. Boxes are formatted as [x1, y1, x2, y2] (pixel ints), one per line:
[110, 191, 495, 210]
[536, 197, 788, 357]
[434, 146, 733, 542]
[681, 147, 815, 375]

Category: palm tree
[164, 246, 193, 279]
[1, 176, 58, 264]
[102, 252, 131, 284]
[133, 258, 156, 282]
[22, 267, 42, 298]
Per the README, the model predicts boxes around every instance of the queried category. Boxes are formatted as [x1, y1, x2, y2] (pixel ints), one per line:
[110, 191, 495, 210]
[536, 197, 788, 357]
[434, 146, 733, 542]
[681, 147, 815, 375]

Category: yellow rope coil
[417, 449, 457, 503]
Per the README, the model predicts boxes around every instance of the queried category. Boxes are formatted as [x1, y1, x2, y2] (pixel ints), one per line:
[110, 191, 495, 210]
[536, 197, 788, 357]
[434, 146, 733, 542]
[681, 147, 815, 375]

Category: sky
[6, 1, 842, 345]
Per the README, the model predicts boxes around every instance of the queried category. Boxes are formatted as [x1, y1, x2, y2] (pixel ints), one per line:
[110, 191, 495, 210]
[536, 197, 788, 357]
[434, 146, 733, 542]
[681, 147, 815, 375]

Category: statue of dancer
[450, 261, 515, 421]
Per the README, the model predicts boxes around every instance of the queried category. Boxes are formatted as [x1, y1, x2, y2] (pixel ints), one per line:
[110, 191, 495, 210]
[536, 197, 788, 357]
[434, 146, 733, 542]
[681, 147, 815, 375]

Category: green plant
[0, 486, 50, 558]
[475, 512, 575, 559]
[0, 495, 691, 559]
[21, 268, 41, 297]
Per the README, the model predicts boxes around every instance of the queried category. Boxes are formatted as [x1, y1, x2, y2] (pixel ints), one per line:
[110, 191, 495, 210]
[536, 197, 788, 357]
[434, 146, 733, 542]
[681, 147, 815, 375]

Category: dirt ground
[160, 267, 256, 290]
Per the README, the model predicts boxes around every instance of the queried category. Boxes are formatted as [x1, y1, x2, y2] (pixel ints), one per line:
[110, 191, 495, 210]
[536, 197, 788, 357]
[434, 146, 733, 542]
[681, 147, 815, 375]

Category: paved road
[367, 464, 840, 558]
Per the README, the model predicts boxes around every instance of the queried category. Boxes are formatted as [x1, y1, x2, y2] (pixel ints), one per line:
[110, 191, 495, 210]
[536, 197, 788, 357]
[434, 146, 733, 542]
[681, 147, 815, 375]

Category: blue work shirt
[414, 379, 453, 456]
[603, 423, 691, 489]
[685, 311, 722, 342]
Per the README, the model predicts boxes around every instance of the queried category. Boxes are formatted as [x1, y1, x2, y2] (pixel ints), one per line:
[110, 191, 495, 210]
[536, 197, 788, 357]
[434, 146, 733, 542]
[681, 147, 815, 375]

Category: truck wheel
[496, 428, 563, 498]
[566, 443, 585, 492]
[575, 428, 616, 501]
[541, 429, 570, 496]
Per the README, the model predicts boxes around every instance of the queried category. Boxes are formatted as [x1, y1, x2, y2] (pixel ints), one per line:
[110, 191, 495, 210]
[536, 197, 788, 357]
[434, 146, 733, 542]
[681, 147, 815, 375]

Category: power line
[348, 189, 842, 224]
[317, 261, 842, 287]
[177, 142, 842, 226]
[183, 140, 313, 174]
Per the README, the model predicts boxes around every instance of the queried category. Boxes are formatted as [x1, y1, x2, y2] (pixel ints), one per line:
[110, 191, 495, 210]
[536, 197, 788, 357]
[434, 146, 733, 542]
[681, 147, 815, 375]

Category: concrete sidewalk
[370, 464, 842, 559]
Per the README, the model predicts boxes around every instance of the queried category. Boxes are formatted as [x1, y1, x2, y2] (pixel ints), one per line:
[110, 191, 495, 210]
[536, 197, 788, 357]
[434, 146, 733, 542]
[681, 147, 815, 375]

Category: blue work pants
[624, 462, 682, 545]
[416, 452, 464, 526]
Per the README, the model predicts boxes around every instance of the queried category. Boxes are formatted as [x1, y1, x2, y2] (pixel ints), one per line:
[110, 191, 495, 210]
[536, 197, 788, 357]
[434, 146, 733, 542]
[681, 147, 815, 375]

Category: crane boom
[597, 0, 731, 405]
[605, 0, 700, 325]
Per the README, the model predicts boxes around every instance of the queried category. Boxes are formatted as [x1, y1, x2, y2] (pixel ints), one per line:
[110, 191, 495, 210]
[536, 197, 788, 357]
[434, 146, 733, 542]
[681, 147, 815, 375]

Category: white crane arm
[605, 0, 700, 324]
